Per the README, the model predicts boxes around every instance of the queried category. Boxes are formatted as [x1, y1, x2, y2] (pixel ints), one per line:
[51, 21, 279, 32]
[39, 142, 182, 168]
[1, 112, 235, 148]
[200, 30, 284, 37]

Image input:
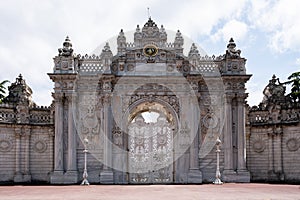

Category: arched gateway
[48, 18, 251, 184]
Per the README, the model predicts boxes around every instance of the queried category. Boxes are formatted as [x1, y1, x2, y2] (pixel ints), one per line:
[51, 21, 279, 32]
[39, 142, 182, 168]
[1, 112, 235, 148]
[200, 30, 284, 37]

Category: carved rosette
[0, 135, 14, 152]
[285, 134, 300, 152]
[251, 135, 267, 153]
[33, 140, 48, 153]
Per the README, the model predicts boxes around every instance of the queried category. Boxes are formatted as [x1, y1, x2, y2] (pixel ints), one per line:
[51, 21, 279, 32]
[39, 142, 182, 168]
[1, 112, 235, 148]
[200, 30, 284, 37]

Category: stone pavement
[0, 183, 299, 200]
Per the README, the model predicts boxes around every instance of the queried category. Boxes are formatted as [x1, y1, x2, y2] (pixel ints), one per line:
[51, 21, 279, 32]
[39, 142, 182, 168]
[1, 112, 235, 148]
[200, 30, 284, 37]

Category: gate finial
[147, 7, 151, 19]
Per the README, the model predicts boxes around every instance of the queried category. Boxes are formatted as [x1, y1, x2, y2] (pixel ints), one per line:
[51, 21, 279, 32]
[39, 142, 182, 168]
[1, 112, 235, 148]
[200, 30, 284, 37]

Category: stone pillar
[188, 94, 202, 183]
[237, 98, 246, 171]
[50, 93, 64, 183]
[100, 95, 114, 183]
[274, 127, 284, 181]
[268, 130, 274, 174]
[23, 127, 31, 182]
[223, 96, 234, 172]
[65, 95, 78, 183]
[14, 127, 22, 182]
[236, 97, 250, 181]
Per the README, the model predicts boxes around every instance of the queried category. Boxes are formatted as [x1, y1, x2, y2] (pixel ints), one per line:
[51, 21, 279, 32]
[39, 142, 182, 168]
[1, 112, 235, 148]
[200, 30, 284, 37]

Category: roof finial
[147, 7, 151, 19]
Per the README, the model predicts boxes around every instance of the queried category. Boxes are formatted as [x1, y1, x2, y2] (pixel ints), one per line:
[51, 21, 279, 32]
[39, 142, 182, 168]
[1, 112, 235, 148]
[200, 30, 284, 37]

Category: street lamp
[81, 138, 89, 185]
[213, 136, 223, 185]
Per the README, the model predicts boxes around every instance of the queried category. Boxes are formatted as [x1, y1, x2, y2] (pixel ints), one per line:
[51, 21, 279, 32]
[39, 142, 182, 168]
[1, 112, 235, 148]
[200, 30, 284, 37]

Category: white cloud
[0, 0, 299, 107]
[211, 19, 249, 43]
[248, 0, 300, 53]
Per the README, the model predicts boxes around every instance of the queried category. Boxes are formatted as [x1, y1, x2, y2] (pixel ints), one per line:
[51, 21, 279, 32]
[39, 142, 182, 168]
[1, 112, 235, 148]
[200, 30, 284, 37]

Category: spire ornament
[58, 36, 73, 57]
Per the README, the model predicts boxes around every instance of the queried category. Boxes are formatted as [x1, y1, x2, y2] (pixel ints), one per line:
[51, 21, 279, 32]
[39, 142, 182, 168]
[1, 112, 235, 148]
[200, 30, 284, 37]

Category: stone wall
[0, 75, 54, 183]
[0, 106, 54, 183]
[247, 75, 300, 183]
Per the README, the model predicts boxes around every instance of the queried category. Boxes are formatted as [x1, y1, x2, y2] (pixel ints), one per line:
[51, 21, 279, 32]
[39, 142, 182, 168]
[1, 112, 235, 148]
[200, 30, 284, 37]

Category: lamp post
[81, 138, 89, 185]
[213, 137, 223, 185]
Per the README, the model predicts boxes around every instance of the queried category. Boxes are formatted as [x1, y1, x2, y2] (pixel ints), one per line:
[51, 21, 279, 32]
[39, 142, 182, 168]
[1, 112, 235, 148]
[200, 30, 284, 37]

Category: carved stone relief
[32, 136, 49, 153]
[286, 138, 299, 152]
[251, 135, 267, 153]
[0, 138, 14, 152]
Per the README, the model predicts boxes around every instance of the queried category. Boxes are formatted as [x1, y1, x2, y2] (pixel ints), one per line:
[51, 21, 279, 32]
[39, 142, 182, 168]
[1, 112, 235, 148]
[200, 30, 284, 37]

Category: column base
[64, 171, 79, 184]
[222, 169, 250, 183]
[100, 170, 114, 184]
[14, 173, 31, 183]
[50, 171, 64, 184]
[50, 171, 79, 184]
[187, 169, 202, 184]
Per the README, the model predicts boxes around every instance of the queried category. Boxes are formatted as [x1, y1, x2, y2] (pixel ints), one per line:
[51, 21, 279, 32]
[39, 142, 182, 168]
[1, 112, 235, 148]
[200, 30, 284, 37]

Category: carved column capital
[52, 92, 64, 102]
[24, 126, 31, 139]
[236, 93, 248, 104]
[14, 127, 22, 138]
[225, 94, 234, 104]
[102, 94, 112, 104]
[48, 129, 55, 137]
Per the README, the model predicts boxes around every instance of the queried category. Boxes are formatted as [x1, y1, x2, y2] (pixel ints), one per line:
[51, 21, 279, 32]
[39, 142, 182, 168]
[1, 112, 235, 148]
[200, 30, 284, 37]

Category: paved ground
[0, 184, 299, 200]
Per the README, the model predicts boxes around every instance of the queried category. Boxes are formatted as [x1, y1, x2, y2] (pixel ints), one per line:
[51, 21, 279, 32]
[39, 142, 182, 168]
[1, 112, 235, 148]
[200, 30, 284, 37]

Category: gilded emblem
[143, 44, 158, 56]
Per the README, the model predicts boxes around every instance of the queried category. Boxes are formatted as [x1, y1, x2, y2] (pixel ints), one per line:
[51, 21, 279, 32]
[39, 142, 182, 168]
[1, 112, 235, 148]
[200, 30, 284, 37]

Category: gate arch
[124, 99, 179, 184]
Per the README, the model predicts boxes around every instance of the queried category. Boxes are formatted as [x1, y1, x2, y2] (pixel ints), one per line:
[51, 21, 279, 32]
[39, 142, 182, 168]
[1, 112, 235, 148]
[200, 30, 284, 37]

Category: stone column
[14, 127, 22, 182]
[237, 97, 247, 171]
[268, 130, 274, 174]
[274, 127, 284, 181]
[50, 93, 64, 183]
[223, 95, 233, 172]
[100, 95, 114, 183]
[23, 126, 31, 182]
[65, 95, 78, 183]
[188, 93, 202, 183]
[236, 97, 250, 182]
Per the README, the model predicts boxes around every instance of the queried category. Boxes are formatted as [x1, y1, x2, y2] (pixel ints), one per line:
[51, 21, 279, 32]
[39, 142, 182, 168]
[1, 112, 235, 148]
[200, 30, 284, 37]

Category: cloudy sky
[0, 0, 299, 106]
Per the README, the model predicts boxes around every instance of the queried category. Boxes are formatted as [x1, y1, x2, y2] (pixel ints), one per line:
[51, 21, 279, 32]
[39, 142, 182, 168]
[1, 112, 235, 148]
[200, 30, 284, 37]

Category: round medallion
[143, 45, 158, 57]
[0, 140, 13, 152]
[203, 114, 218, 129]
[158, 135, 167, 145]
[252, 140, 265, 153]
[127, 64, 134, 71]
[34, 141, 47, 153]
[286, 138, 299, 152]
[167, 65, 174, 72]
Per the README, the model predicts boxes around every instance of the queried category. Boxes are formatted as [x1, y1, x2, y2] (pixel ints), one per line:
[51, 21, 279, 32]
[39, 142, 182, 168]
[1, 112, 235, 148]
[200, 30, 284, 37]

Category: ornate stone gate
[47, 17, 252, 184]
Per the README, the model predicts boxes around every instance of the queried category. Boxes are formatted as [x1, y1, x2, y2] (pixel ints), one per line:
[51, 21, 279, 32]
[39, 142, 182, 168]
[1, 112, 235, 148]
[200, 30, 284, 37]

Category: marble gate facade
[1, 18, 298, 184]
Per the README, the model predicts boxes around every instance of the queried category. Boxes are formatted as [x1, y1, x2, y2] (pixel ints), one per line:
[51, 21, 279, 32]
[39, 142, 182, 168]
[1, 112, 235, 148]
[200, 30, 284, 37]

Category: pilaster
[236, 96, 250, 182]
[100, 93, 113, 184]
[223, 95, 234, 174]
[23, 126, 32, 182]
[50, 93, 65, 183]
[187, 92, 202, 183]
[64, 94, 78, 183]
[14, 127, 22, 182]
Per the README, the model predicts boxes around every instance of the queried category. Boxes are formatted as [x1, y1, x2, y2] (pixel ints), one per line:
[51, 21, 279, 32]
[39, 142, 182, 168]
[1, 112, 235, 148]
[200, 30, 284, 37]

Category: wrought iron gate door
[128, 116, 173, 184]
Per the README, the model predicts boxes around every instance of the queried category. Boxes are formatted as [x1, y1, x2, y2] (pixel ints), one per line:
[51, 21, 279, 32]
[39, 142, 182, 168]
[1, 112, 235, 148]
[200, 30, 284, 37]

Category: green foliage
[0, 80, 10, 103]
[284, 71, 300, 102]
